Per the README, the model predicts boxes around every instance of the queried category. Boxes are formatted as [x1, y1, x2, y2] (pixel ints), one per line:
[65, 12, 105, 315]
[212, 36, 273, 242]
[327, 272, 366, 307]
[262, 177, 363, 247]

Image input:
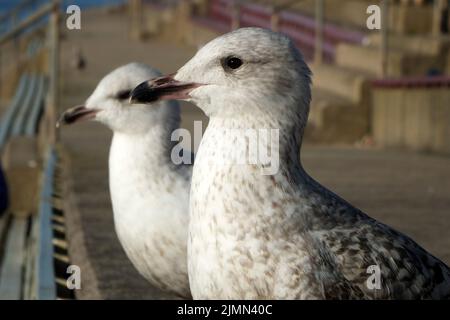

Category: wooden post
[130, 0, 143, 40]
[381, 0, 389, 77]
[314, 0, 324, 64]
[194, 0, 209, 16]
[48, 0, 60, 145]
[270, 8, 280, 32]
[433, 0, 446, 35]
[231, 0, 241, 30]
[271, 0, 309, 32]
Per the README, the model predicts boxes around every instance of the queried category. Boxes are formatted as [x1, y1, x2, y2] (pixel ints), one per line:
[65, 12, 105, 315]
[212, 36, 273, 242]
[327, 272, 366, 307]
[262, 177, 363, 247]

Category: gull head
[58, 62, 179, 134]
[130, 27, 311, 121]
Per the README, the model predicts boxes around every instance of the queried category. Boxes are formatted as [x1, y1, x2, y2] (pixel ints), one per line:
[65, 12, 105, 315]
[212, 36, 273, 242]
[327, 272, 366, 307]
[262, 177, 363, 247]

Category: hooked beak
[129, 74, 202, 104]
[56, 105, 100, 127]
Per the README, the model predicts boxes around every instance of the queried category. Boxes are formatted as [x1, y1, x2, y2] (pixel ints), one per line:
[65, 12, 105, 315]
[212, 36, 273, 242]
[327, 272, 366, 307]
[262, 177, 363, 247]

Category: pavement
[58, 8, 450, 299]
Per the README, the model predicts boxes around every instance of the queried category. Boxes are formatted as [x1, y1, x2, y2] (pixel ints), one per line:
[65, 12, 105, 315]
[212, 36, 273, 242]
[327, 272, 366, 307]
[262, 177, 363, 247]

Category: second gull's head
[59, 62, 180, 134]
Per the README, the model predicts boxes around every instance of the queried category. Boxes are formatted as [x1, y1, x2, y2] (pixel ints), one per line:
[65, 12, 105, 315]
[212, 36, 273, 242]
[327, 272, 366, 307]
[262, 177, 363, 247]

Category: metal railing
[0, 0, 50, 36]
[0, 0, 60, 145]
[194, 0, 364, 62]
[197, 0, 447, 77]
[0, 0, 61, 301]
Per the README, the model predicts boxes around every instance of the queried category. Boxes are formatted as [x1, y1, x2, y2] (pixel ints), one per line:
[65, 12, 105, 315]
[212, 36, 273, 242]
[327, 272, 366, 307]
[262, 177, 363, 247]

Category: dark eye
[224, 56, 243, 70]
[116, 90, 131, 100]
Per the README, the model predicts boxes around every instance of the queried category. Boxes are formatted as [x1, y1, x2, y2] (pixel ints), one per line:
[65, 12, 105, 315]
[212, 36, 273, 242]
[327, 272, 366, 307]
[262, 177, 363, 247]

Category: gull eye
[116, 89, 131, 100]
[224, 56, 243, 70]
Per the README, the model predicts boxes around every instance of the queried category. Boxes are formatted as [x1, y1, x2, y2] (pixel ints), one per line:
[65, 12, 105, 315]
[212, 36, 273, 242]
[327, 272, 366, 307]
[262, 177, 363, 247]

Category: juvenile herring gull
[130, 28, 450, 299]
[59, 63, 191, 299]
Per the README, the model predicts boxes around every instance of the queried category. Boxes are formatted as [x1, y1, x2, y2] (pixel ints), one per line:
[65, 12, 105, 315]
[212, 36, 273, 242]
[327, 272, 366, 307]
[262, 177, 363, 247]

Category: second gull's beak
[129, 74, 202, 104]
[57, 105, 100, 127]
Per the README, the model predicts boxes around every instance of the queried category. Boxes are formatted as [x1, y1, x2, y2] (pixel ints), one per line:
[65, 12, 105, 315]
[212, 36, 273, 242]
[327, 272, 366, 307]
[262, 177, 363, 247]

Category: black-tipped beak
[57, 105, 99, 127]
[129, 74, 202, 104]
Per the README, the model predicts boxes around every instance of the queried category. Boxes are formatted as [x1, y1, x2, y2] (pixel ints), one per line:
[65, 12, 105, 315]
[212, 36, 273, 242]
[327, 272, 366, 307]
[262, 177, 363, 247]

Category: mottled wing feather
[310, 209, 450, 299]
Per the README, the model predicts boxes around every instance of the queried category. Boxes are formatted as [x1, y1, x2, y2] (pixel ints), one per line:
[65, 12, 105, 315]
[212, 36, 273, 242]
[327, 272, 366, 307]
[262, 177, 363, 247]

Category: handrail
[12, 74, 42, 136]
[372, 76, 450, 89]
[0, 74, 29, 148]
[0, 0, 60, 146]
[0, 1, 57, 47]
[25, 76, 47, 136]
[0, 0, 38, 25]
[34, 148, 57, 300]
[202, 0, 365, 62]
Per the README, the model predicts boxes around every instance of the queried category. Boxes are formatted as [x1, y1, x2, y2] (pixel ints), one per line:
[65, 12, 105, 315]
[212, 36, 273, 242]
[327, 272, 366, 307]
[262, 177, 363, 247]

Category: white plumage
[62, 63, 192, 298]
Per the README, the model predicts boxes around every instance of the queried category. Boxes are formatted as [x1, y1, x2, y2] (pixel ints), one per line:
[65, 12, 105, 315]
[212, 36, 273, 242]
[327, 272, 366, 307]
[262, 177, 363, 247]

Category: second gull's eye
[117, 90, 131, 100]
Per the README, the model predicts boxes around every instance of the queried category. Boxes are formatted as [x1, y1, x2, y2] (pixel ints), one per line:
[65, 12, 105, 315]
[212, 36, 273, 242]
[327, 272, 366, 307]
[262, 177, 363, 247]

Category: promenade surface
[59, 9, 450, 299]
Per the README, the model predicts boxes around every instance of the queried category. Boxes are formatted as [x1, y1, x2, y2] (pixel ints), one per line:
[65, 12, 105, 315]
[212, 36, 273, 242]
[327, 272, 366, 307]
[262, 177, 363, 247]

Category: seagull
[130, 28, 450, 300]
[70, 47, 86, 71]
[59, 63, 192, 299]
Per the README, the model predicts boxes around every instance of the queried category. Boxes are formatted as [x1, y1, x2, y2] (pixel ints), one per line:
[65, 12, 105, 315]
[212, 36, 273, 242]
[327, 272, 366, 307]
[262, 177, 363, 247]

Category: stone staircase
[306, 62, 373, 144]
[307, 30, 450, 143]
[303, 0, 450, 144]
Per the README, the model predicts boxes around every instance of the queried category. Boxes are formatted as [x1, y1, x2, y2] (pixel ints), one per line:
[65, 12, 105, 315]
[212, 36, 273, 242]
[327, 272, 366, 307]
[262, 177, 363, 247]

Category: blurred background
[0, 0, 449, 300]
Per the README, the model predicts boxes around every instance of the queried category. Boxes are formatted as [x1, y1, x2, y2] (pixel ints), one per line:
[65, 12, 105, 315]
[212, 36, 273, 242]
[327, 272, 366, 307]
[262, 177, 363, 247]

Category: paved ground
[59, 9, 450, 299]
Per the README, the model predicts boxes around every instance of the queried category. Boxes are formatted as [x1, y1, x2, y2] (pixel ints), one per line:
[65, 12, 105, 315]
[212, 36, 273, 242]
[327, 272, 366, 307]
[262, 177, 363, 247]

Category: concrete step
[286, 0, 376, 30]
[286, 0, 434, 35]
[306, 87, 369, 144]
[309, 62, 373, 143]
[335, 42, 442, 77]
[366, 33, 450, 57]
[311, 63, 373, 104]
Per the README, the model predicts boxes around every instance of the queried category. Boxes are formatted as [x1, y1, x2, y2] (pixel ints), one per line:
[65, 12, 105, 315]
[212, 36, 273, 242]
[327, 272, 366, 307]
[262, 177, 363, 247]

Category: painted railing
[0, 0, 50, 37]
[196, 0, 365, 61]
[33, 148, 58, 300]
[0, 0, 60, 300]
[0, 0, 59, 148]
